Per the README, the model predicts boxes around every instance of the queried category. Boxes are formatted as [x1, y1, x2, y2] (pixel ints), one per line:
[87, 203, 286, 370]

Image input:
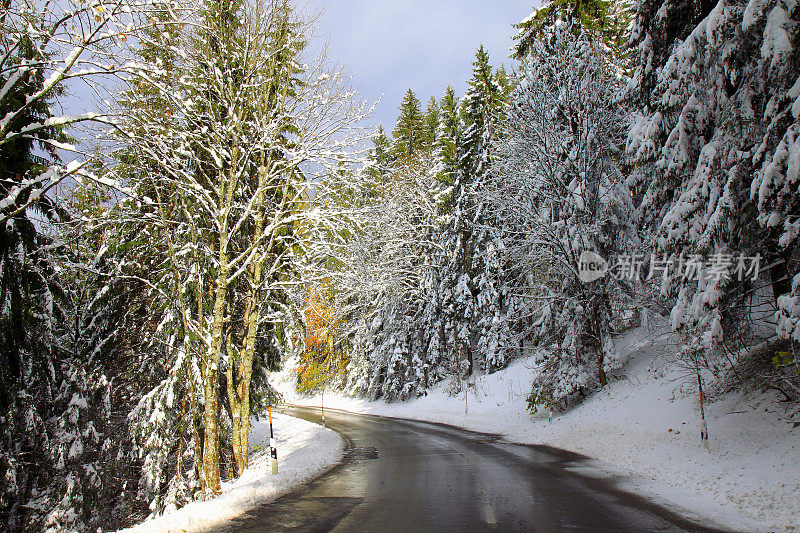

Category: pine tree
[0, 1, 148, 528]
[423, 96, 440, 150]
[433, 86, 460, 188]
[392, 89, 426, 160]
[513, 0, 633, 59]
[368, 125, 394, 179]
[625, 0, 800, 366]
[320, 150, 442, 401]
[45, 183, 164, 530]
[0, 29, 70, 530]
[459, 45, 504, 181]
[435, 46, 508, 379]
[372, 125, 393, 164]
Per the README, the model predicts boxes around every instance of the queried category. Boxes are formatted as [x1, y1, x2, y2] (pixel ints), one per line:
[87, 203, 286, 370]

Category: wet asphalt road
[214, 405, 731, 533]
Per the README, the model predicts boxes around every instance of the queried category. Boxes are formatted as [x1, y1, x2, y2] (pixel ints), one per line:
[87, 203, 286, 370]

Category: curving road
[214, 406, 730, 532]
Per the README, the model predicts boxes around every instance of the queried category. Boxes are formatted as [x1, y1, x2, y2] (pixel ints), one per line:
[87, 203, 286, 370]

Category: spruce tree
[513, 0, 632, 59]
[435, 46, 508, 379]
[423, 96, 440, 150]
[433, 86, 460, 188]
[392, 89, 426, 160]
[0, 12, 79, 532]
[0, 1, 168, 527]
[625, 0, 800, 365]
[368, 125, 394, 177]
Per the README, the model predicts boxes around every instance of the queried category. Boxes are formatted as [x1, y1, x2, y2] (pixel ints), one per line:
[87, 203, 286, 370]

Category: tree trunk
[190, 378, 204, 491]
[767, 242, 791, 302]
[231, 261, 263, 475]
[597, 343, 607, 387]
[229, 165, 271, 476]
[203, 231, 230, 494]
[202, 371, 221, 494]
[225, 322, 245, 478]
[593, 301, 607, 387]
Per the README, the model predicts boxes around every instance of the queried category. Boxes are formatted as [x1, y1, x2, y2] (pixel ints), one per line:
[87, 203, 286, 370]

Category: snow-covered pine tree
[423, 96, 440, 151]
[745, 1, 800, 345]
[368, 125, 395, 178]
[492, 25, 634, 410]
[513, 0, 633, 59]
[0, 0, 164, 528]
[433, 86, 460, 189]
[0, 56, 69, 522]
[435, 45, 509, 380]
[41, 184, 147, 532]
[625, 0, 800, 370]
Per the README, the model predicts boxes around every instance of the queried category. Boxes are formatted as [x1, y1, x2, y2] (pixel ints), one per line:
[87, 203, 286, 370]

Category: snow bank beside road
[273, 326, 799, 532]
[120, 413, 343, 533]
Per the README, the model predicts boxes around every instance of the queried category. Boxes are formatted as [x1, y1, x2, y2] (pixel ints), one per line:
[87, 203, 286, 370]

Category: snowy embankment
[273, 325, 799, 532]
[120, 413, 343, 533]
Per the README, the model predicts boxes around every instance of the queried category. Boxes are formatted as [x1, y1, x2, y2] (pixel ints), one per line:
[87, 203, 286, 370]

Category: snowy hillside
[273, 323, 800, 532]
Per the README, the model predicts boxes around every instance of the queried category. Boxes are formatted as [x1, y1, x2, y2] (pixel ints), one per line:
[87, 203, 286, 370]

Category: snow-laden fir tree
[626, 0, 800, 373]
[491, 25, 635, 410]
[0, 0, 165, 529]
[434, 45, 510, 380]
[432, 85, 460, 193]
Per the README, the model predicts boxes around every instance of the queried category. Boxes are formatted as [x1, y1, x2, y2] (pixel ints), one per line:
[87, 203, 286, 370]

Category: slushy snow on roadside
[119, 413, 343, 533]
[272, 322, 799, 532]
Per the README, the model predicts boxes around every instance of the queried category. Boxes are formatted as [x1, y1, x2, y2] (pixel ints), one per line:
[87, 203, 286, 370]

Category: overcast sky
[299, 1, 535, 133]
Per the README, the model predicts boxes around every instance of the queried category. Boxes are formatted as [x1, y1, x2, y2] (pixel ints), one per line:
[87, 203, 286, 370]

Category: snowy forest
[1, 0, 799, 530]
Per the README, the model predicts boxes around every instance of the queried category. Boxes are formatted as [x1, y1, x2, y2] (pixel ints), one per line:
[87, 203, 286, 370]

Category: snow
[761, 6, 793, 70]
[273, 321, 799, 532]
[119, 413, 344, 533]
[743, 0, 768, 30]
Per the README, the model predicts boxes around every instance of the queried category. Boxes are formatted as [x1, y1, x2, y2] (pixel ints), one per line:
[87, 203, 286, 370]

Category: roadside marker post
[698, 375, 709, 451]
[268, 405, 278, 474]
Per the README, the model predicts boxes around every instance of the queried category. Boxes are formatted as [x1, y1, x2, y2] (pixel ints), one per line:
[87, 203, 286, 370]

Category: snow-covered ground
[272, 324, 799, 532]
[119, 413, 344, 533]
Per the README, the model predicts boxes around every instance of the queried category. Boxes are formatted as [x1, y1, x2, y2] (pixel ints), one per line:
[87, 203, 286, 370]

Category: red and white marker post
[268, 404, 278, 474]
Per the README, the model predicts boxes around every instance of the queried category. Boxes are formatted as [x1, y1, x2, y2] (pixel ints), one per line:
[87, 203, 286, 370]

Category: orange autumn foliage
[296, 279, 348, 393]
